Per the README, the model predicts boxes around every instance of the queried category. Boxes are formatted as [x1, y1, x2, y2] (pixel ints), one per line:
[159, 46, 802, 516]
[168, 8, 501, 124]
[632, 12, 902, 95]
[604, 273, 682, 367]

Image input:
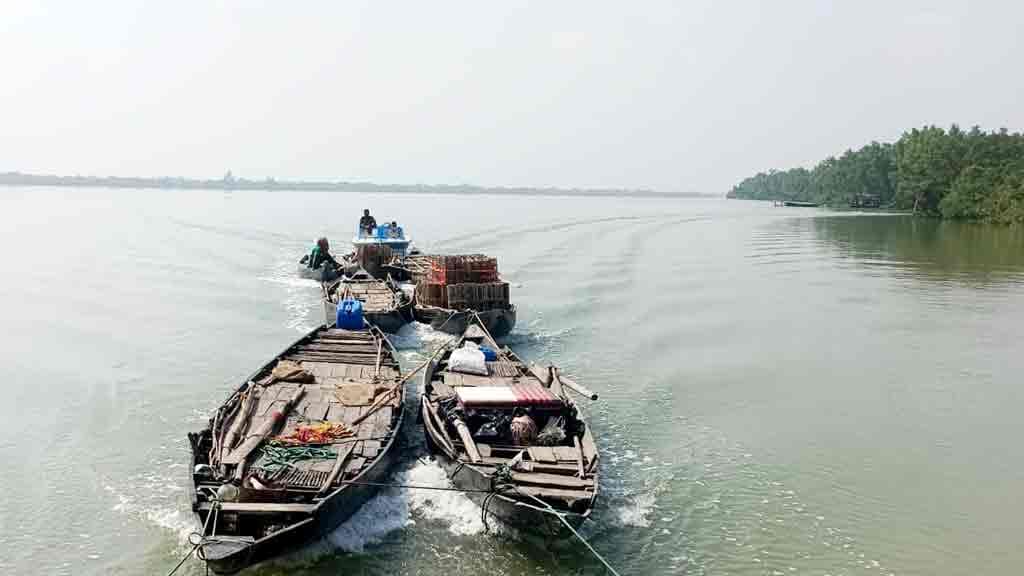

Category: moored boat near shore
[187, 325, 406, 574]
[420, 318, 599, 535]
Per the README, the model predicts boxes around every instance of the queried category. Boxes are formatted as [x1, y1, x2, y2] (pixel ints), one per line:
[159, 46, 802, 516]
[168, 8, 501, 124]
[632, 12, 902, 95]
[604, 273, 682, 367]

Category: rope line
[173, 474, 622, 576]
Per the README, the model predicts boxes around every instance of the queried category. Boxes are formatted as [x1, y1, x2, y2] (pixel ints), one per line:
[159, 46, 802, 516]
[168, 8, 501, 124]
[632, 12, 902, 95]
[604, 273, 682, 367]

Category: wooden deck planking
[527, 446, 557, 463]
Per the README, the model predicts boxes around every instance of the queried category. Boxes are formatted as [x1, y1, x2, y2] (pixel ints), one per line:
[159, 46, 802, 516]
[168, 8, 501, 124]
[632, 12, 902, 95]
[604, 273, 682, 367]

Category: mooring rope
[172, 475, 623, 576]
[166, 498, 219, 576]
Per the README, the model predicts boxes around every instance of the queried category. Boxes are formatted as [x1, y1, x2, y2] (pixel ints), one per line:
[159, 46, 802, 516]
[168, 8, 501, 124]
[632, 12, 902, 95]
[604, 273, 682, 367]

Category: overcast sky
[2, 1, 1021, 193]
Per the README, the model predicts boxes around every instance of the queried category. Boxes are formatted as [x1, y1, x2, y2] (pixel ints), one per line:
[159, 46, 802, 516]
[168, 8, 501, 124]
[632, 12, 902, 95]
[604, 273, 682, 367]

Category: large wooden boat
[420, 318, 599, 535]
[323, 269, 413, 333]
[782, 200, 821, 207]
[187, 325, 406, 574]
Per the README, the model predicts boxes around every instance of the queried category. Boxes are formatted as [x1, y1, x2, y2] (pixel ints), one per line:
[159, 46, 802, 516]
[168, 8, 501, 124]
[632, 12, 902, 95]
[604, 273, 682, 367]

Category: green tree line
[727, 125, 1024, 223]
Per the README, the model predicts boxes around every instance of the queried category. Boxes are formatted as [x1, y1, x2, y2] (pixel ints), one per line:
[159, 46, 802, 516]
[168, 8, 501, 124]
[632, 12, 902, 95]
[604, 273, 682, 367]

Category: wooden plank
[344, 456, 366, 478]
[528, 446, 557, 463]
[294, 352, 386, 363]
[341, 406, 360, 426]
[361, 440, 381, 459]
[430, 379, 454, 399]
[356, 407, 373, 439]
[552, 446, 579, 462]
[302, 387, 323, 403]
[197, 502, 314, 514]
[477, 457, 580, 475]
[512, 485, 593, 504]
[255, 386, 282, 416]
[287, 354, 380, 365]
[263, 399, 287, 418]
[510, 471, 594, 489]
[303, 402, 330, 420]
[319, 441, 356, 494]
[325, 403, 345, 422]
[377, 406, 393, 427]
[300, 362, 334, 379]
[297, 344, 380, 355]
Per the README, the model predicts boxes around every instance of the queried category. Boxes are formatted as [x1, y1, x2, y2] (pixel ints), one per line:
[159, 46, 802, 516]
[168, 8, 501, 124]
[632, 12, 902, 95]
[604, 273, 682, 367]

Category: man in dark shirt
[359, 209, 377, 235]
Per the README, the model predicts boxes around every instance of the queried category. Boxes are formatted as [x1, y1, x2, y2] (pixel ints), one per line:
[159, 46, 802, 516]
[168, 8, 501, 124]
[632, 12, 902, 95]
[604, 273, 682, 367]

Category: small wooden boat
[782, 200, 821, 207]
[414, 303, 516, 339]
[420, 318, 599, 536]
[322, 269, 413, 333]
[296, 261, 342, 282]
[187, 325, 406, 574]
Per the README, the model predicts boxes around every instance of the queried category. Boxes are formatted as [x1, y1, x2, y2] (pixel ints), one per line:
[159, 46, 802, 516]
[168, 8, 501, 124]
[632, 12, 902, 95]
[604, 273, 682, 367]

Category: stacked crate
[415, 255, 510, 311]
[356, 244, 394, 277]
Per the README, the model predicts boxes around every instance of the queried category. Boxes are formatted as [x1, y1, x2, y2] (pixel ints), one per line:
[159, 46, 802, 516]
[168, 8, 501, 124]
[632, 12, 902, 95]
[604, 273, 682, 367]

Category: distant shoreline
[0, 171, 709, 199]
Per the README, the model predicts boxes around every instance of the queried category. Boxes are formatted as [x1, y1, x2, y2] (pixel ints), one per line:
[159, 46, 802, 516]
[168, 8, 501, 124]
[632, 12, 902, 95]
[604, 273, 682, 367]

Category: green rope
[254, 443, 335, 475]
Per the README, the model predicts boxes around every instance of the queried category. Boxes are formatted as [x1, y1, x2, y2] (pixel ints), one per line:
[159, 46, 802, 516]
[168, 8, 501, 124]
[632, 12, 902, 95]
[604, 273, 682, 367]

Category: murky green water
[1, 190, 1022, 575]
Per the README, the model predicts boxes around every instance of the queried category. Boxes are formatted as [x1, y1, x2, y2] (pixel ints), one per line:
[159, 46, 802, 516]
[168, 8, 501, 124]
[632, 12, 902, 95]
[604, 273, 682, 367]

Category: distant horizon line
[0, 170, 717, 199]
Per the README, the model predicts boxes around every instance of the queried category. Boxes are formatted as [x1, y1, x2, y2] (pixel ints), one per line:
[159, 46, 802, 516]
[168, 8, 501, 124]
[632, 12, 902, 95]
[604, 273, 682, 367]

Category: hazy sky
[2, 1, 1021, 193]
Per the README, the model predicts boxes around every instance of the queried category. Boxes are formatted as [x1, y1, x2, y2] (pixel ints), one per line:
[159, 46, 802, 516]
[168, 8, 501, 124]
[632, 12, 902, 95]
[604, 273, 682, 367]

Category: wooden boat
[296, 261, 342, 282]
[322, 269, 413, 333]
[782, 200, 821, 207]
[420, 318, 599, 536]
[414, 303, 516, 339]
[187, 325, 406, 574]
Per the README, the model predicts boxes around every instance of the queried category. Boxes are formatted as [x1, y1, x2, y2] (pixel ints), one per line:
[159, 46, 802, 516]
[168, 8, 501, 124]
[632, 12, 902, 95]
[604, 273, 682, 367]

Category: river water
[1, 188, 1023, 576]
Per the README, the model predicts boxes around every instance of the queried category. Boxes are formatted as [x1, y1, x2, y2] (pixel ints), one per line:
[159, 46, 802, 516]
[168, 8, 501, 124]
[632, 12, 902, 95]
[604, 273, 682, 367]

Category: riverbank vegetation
[728, 125, 1024, 223]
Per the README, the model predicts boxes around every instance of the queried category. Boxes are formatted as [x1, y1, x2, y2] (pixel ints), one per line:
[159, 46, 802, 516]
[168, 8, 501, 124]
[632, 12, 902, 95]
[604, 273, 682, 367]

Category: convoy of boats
[186, 216, 600, 573]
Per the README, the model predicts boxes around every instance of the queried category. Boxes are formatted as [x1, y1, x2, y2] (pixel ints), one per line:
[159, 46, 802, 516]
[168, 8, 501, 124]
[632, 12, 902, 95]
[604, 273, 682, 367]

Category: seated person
[387, 221, 402, 238]
[307, 237, 340, 271]
[359, 209, 377, 236]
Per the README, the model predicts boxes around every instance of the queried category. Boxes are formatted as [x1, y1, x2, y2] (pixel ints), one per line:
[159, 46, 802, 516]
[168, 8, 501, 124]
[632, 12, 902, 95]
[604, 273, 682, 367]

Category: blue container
[479, 345, 498, 361]
[336, 299, 364, 330]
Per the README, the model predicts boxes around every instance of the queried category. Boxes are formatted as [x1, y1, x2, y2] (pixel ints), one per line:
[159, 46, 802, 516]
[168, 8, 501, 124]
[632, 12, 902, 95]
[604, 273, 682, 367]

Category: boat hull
[413, 305, 516, 338]
[419, 398, 588, 538]
[189, 325, 407, 574]
[297, 263, 342, 282]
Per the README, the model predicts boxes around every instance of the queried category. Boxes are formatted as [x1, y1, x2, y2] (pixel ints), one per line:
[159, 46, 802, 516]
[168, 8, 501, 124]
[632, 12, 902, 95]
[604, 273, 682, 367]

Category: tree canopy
[728, 125, 1024, 223]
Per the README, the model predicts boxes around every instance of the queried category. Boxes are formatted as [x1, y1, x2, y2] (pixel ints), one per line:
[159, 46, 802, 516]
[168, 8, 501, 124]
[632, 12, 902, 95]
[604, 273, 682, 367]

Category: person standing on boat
[359, 209, 377, 236]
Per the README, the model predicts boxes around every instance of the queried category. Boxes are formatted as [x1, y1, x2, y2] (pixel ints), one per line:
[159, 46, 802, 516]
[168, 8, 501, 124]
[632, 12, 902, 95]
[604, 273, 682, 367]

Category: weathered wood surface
[344, 456, 367, 478]
[511, 485, 593, 504]
[510, 471, 594, 489]
[223, 388, 305, 465]
[198, 502, 315, 514]
[318, 442, 356, 494]
[527, 446, 557, 463]
[453, 418, 482, 462]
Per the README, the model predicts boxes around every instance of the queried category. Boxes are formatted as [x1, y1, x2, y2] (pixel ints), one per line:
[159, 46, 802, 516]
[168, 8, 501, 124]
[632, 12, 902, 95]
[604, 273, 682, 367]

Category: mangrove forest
[728, 125, 1024, 223]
